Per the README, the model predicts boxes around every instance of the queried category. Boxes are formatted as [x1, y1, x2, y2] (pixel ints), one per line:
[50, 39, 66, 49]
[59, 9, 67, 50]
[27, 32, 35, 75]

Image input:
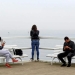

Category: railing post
[34, 49, 36, 60]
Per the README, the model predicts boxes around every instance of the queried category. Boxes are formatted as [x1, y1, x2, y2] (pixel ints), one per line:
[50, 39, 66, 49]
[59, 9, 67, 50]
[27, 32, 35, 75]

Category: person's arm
[0, 46, 3, 49]
[63, 42, 66, 51]
[64, 41, 75, 52]
[38, 30, 39, 35]
[0, 39, 5, 50]
[30, 31, 32, 36]
[0, 42, 5, 49]
[68, 42, 75, 52]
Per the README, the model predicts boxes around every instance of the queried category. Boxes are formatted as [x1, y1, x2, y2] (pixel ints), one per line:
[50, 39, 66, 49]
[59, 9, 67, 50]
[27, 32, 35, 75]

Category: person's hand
[64, 46, 71, 50]
[1, 42, 5, 47]
[65, 46, 69, 49]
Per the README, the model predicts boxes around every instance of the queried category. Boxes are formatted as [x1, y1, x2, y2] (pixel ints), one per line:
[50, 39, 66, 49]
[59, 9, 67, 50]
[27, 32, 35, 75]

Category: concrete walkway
[0, 61, 75, 75]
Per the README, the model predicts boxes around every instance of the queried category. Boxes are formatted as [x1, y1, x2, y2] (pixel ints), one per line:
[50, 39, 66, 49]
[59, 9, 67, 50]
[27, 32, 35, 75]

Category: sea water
[0, 30, 75, 62]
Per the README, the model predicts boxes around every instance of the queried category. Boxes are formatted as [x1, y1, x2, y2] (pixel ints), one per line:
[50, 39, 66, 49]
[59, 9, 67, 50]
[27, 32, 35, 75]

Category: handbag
[13, 49, 23, 56]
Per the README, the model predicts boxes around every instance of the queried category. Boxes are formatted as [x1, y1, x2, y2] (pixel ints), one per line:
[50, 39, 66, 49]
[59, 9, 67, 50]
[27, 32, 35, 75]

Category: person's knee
[67, 55, 71, 59]
[67, 53, 73, 58]
[37, 51, 39, 55]
[6, 54, 9, 57]
[4, 54, 10, 58]
[57, 54, 61, 59]
[32, 51, 34, 55]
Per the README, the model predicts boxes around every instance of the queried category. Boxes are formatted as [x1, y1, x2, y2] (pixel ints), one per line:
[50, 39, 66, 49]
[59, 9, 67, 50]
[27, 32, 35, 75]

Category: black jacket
[30, 30, 39, 40]
[63, 40, 75, 54]
[0, 46, 3, 50]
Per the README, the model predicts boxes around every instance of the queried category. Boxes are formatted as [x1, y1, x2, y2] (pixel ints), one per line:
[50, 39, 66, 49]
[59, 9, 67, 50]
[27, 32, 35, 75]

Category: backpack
[13, 49, 23, 56]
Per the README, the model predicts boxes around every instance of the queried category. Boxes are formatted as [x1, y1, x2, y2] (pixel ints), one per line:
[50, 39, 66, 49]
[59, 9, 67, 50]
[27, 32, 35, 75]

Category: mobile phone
[3, 41, 6, 44]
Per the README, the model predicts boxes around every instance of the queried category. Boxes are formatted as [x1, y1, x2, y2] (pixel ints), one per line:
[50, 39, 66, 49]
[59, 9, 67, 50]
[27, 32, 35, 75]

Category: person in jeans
[0, 37, 18, 68]
[58, 36, 75, 67]
[30, 25, 40, 61]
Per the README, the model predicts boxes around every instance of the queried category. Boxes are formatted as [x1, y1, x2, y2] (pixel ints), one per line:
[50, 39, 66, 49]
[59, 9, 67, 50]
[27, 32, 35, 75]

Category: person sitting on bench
[0, 37, 18, 68]
[58, 36, 75, 67]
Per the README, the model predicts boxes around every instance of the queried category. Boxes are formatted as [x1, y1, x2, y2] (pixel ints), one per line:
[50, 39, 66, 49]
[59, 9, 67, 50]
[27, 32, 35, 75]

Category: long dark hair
[31, 25, 37, 31]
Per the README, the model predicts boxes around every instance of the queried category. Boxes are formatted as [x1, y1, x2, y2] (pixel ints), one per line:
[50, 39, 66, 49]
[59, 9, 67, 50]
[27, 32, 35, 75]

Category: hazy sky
[0, 0, 75, 30]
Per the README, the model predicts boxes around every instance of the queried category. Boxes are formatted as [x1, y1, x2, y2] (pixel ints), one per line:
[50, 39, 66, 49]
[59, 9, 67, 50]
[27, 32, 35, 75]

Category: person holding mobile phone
[0, 37, 18, 68]
[58, 36, 75, 67]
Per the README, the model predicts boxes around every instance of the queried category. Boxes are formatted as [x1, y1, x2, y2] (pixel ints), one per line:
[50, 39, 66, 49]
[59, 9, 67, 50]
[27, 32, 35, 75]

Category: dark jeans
[31, 40, 39, 60]
[58, 51, 74, 65]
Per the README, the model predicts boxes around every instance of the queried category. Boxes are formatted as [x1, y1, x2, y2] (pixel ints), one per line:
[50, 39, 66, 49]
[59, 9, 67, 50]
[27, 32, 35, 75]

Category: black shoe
[67, 64, 71, 67]
[61, 64, 66, 67]
[37, 58, 39, 61]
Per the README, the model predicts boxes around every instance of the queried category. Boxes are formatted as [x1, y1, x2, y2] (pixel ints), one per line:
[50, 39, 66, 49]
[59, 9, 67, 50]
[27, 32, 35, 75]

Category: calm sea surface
[0, 30, 75, 62]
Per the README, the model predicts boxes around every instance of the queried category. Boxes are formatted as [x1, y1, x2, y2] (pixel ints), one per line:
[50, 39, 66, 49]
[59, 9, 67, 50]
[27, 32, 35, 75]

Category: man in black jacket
[58, 36, 75, 67]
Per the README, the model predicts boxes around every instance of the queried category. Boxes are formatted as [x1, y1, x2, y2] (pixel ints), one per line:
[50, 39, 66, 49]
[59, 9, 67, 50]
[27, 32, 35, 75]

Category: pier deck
[0, 61, 75, 75]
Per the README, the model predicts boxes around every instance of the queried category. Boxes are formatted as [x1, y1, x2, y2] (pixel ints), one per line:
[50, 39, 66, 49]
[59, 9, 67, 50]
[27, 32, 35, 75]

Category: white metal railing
[2, 36, 64, 50]
[4, 46, 62, 50]
[1, 36, 64, 63]
[2, 36, 75, 40]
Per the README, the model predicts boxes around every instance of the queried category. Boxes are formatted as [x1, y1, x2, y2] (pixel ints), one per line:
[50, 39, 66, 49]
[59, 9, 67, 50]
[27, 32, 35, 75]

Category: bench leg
[0, 59, 5, 64]
[18, 57, 23, 65]
[3, 59, 5, 64]
[51, 57, 55, 65]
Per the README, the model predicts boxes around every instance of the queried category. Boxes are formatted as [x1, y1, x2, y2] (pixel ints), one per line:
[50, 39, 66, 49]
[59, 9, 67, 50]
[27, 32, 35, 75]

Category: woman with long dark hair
[30, 25, 40, 61]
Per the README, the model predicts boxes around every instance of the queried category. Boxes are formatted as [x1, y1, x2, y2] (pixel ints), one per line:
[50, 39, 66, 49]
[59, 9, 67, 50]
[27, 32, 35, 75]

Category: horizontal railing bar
[39, 47, 62, 50]
[2, 36, 75, 40]
[4, 47, 62, 50]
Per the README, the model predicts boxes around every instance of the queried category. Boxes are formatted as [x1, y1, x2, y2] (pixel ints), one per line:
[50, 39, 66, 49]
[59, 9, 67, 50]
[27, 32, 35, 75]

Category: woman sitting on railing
[0, 37, 18, 68]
